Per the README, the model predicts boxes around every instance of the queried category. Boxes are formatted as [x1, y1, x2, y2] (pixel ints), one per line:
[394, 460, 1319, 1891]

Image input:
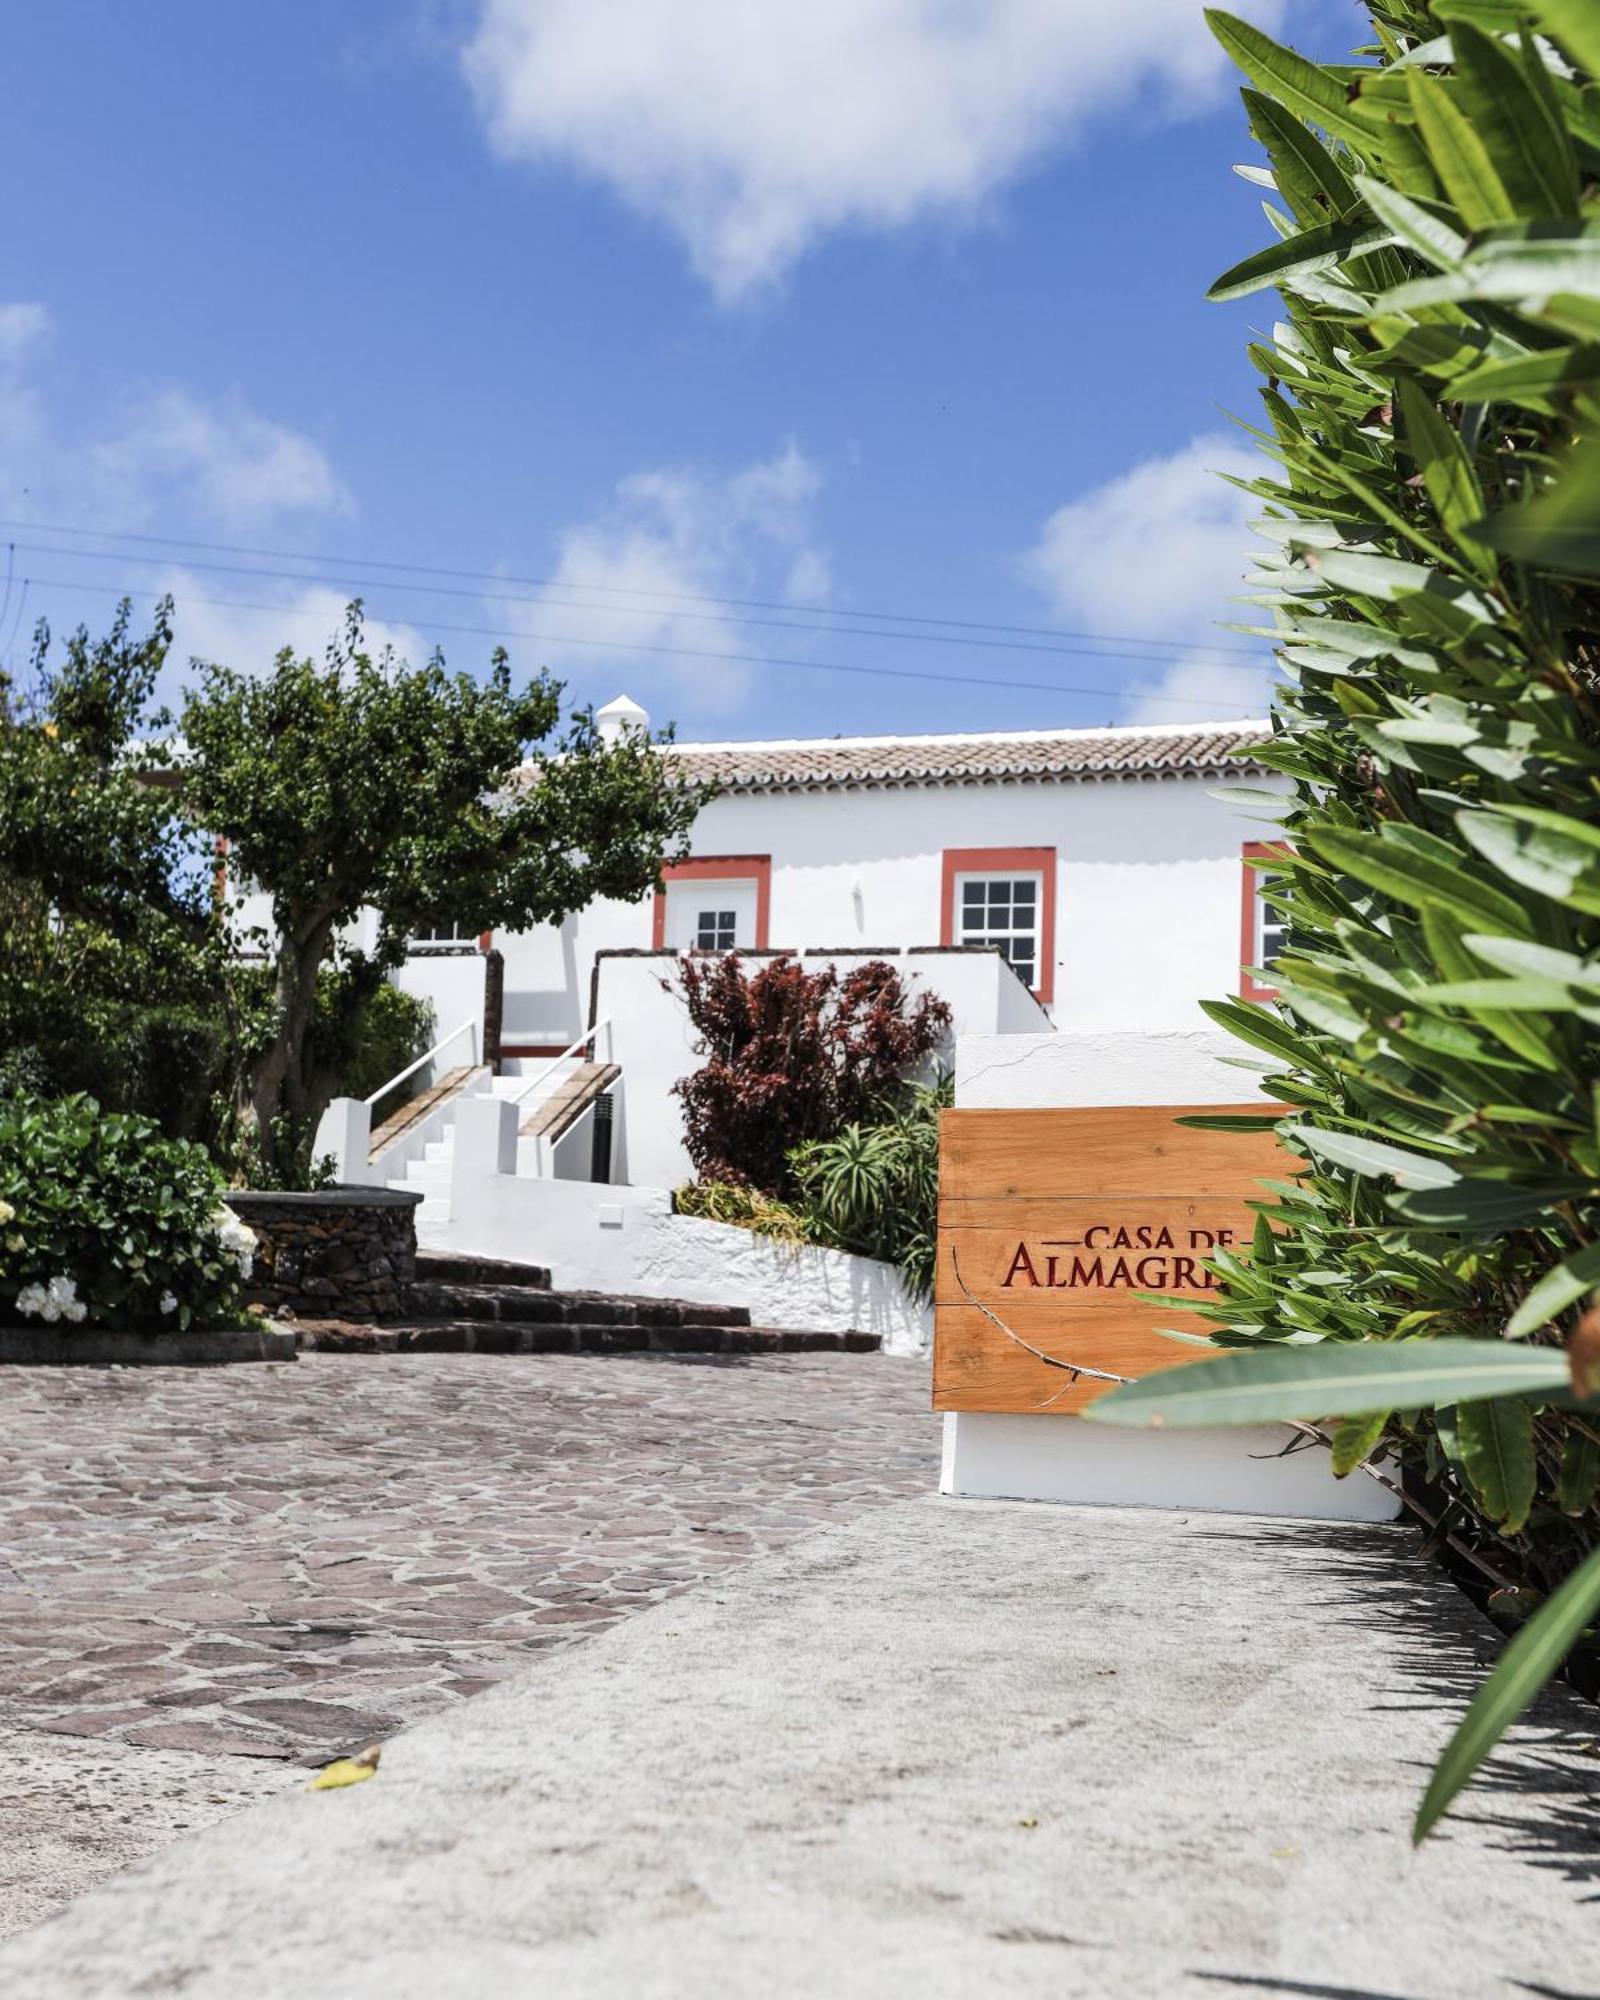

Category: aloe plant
[1100, 1, 1600, 1839]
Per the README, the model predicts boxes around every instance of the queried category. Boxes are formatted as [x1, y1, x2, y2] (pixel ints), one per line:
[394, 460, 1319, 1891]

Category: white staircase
[387, 1073, 532, 1226]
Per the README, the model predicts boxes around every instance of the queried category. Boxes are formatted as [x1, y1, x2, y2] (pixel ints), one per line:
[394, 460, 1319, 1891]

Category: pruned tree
[180, 605, 703, 1177]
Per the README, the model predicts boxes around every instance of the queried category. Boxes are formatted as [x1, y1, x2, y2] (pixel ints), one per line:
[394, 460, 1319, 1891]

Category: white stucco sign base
[940, 1031, 1400, 1523]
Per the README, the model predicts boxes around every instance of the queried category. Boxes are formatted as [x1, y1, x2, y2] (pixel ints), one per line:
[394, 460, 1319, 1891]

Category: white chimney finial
[596, 692, 650, 744]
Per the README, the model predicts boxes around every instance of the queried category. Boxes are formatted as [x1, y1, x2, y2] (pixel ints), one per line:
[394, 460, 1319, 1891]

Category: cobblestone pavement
[1, 1350, 935, 1936]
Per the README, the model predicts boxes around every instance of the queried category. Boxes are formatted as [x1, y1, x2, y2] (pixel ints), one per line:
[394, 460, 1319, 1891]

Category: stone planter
[0, 1323, 297, 1366]
[224, 1187, 423, 1321]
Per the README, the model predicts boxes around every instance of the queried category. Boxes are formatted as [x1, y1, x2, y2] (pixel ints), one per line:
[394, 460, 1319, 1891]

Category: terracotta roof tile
[659, 719, 1270, 794]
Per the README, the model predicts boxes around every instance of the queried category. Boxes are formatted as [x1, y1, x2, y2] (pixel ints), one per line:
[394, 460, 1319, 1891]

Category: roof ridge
[659, 716, 1269, 755]
[645, 722, 1272, 795]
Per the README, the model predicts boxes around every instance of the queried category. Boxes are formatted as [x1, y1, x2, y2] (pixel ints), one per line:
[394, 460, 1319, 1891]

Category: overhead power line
[25, 573, 1277, 715]
[6, 538, 1268, 679]
[0, 514, 1268, 665]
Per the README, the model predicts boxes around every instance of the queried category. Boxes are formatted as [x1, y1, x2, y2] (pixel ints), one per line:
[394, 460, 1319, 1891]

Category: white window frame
[1256, 884, 1287, 972]
[409, 918, 481, 954]
[693, 906, 741, 952]
[953, 869, 1044, 993]
[664, 875, 760, 953]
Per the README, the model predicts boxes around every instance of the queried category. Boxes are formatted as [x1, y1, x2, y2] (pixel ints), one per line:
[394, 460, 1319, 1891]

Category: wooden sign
[932, 1104, 1288, 1415]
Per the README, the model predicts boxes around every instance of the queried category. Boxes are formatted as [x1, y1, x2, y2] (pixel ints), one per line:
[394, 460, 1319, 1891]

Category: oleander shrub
[673, 953, 951, 1197]
[0, 1095, 256, 1331]
[1089, 0, 1600, 1840]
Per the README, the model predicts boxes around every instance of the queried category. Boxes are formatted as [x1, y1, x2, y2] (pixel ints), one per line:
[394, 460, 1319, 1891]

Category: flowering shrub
[673, 954, 951, 1196]
[0, 1095, 255, 1331]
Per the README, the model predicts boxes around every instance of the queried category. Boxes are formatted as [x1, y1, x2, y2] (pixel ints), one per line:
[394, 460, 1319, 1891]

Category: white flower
[0, 1199, 15, 1227]
[210, 1206, 257, 1281]
[46, 1276, 86, 1324]
[15, 1275, 85, 1324]
[159, 1291, 178, 1315]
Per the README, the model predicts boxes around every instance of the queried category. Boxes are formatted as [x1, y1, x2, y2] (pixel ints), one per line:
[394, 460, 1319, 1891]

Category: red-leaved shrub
[672, 954, 951, 1196]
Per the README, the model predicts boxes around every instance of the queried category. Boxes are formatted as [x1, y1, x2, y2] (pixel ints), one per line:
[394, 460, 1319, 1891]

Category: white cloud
[0, 299, 348, 532]
[461, 0, 1289, 300]
[508, 442, 828, 714]
[0, 303, 51, 370]
[1020, 431, 1274, 723]
[88, 390, 351, 531]
[0, 300, 359, 691]
[162, 571, 425, 682]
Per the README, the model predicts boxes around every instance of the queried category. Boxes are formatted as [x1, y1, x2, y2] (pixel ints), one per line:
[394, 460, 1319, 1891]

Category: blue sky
[2, 1, 1344, 742]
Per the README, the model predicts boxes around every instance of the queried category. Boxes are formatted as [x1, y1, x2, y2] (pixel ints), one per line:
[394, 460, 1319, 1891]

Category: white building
[305, 706, 1279, 1343]
[405, 709, 1284, 1023]
[398, 706, 1277, 1075]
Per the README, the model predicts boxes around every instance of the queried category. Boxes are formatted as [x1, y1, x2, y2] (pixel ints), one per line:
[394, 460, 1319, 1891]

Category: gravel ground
[0, 1349, 936, 1938]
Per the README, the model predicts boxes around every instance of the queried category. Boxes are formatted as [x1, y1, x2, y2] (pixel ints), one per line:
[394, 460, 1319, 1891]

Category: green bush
[673, 1076, 951, 1300]
[791, 1074, 950, 1301]
[326, 979, 436, 1111]
[1089, 1, 1600, 1839]
[0, 1095, 256, 1331]
[672, 1181, 810, 1244]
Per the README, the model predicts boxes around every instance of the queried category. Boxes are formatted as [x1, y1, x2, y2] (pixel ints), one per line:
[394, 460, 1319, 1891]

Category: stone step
[407, 1282, 752, 1329]
[295, 1319, 878, 1357]
[413, 1251, 553, 1291]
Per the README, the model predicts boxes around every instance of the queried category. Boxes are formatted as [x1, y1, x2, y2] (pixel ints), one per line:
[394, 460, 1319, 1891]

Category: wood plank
[936, 1203, 1265, 1310]
[932, 1303, 1214, 1414]
[520, 1062, 620, 1139]
[936, 1191, 1277, 1236]
[938, 1104, 1282, 1201]
[368, 1066, 484, 1159]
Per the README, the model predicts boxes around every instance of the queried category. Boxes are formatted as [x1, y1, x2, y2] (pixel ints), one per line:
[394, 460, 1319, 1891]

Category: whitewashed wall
[228, 756, 1287, 1117]
[434, 1167, 931, 1355]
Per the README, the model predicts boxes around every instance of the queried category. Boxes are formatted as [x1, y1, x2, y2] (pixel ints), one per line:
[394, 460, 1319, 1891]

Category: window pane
[954, 877, 1041, 989]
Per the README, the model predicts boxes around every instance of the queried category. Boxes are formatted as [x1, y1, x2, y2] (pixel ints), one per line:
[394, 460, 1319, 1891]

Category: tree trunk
[246, 915, 333, 1179]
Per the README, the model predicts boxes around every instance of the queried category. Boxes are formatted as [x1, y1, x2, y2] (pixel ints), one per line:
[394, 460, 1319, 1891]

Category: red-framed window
[940, 845, 1056, 1005]
[1240, 841, 1289, 1002]
[652, 855, 773, 951]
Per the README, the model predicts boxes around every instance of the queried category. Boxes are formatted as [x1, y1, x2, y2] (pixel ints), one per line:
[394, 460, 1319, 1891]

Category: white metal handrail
[364, 1017, 479, 1108]
[510, 1017, 615, 1114]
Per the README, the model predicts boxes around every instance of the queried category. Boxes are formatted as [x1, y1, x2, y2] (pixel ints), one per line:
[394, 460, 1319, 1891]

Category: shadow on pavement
[1186, 1517, 1600, 1904]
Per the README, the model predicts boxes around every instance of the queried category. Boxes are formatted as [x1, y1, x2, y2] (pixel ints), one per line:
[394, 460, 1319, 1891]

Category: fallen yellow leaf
[308, 1743, 382, 1791]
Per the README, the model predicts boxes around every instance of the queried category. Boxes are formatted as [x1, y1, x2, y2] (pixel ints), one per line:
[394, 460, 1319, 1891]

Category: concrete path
[0, 1351, 933, 1936]
[4, 1497, 1596, 1998]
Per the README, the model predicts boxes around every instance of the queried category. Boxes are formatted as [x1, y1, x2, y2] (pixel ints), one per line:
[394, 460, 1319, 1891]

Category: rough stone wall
[225, 1192, 420, 1321]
